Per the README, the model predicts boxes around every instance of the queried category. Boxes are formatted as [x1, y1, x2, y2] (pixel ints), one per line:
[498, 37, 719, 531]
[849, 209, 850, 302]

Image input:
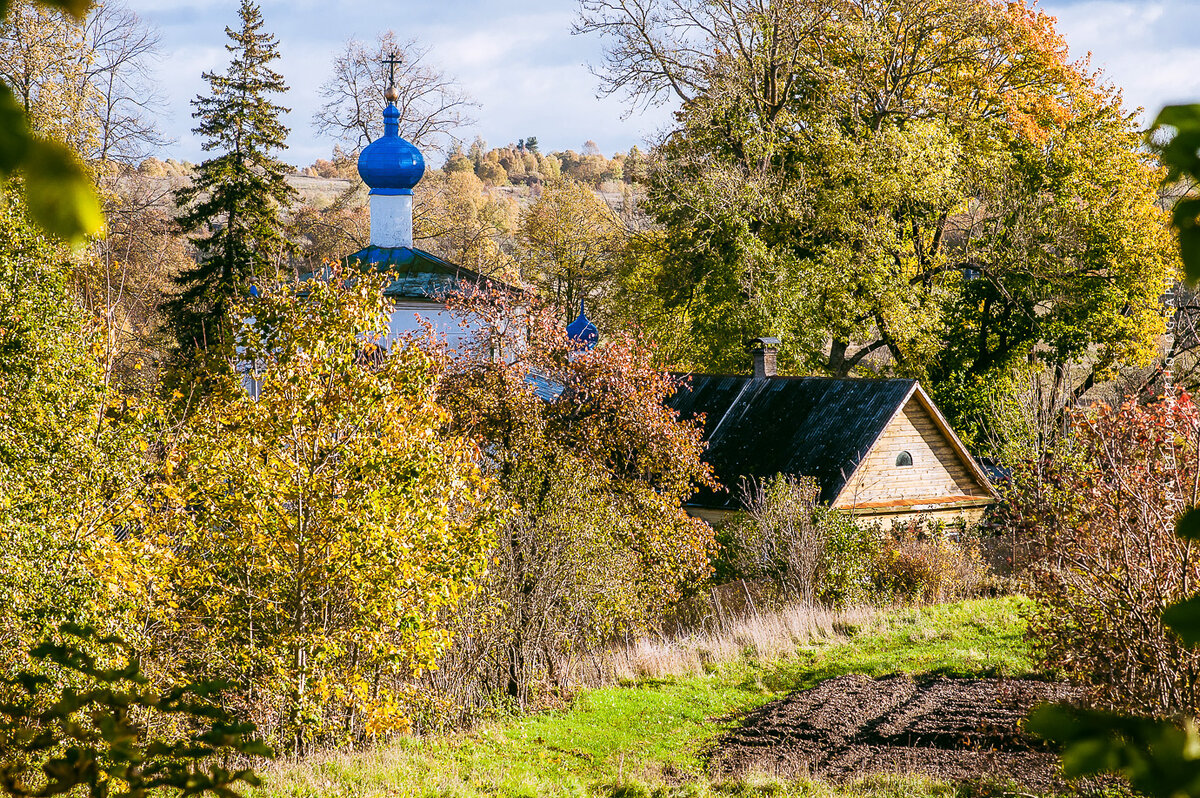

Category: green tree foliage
[518, 177, 627, 321]
[0, 624, 268, 798]
[437, 289, 715, 705]
[156, 272, 494, 752]
[167, 0, 294, 360]
[0, 189, 156, 669]
[578, 0, 1173, 400]
[0, 0, 101, 243]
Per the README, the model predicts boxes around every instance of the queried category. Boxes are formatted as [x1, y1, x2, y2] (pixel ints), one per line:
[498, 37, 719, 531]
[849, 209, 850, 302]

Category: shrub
[0, 189, 162, 677]
[434, 288, 716, 710]
[873, 521, 987, 604]
[722, 475, 877, 608]
[1008, 397, 1200, 716]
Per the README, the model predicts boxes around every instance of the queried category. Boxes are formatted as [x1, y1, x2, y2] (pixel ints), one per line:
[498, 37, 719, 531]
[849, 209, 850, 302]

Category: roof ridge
[671, 372, 917, 383]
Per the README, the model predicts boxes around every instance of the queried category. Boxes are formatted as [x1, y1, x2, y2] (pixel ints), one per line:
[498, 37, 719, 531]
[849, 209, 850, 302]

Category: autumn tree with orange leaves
[435, 288, 715, 706]
[578, 0, 1174, 438]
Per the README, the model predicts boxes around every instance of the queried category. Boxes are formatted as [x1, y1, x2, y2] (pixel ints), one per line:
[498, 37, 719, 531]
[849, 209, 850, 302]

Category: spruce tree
[167, 0, 294, 358]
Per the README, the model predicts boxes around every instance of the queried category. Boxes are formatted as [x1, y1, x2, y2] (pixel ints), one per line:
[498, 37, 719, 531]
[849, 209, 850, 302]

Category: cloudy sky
[128, 0, 1200, 167]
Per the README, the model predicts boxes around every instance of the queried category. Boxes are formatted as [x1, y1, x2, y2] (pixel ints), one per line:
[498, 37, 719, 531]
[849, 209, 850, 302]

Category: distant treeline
[299, 138, 647, 188]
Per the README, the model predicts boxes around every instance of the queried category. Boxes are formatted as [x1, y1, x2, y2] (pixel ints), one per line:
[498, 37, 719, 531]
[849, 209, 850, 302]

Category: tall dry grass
[555, 600, 876, 687]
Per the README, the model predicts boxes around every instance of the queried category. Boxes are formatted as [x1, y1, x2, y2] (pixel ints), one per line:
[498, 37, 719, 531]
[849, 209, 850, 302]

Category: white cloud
[1044, 0, 1200, 122]
[143, 0, 1200, 165]
[135, 0, 670, 164]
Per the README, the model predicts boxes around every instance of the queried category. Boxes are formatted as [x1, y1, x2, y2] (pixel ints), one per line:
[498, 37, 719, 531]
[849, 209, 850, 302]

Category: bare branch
[313, 32, 478, 156]
[573, 0, 829, 122]
[84, 1, 169, 165]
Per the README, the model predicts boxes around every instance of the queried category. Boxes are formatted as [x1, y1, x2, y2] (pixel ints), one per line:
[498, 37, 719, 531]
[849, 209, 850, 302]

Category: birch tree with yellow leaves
[155, 272, 495, 753]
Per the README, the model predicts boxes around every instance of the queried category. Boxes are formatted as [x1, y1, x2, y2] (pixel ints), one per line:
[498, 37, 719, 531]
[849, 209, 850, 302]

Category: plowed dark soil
[710, 674, 1085, 788]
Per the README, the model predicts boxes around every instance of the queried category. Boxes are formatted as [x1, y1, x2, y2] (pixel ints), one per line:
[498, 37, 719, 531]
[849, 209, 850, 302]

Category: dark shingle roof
[666, 375, 917, 510]
[343, 246, 494, 299]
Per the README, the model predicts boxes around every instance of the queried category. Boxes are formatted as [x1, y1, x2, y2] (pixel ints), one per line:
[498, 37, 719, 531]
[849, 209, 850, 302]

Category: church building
[345, 71, 496, 350]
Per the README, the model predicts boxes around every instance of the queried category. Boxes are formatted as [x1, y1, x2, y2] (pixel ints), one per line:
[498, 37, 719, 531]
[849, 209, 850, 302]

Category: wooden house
[667, 345, 996, 527]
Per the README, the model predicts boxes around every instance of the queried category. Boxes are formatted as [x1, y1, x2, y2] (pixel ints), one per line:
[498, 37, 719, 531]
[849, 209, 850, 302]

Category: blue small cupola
[566, 300, 599, 350]
[356, 55, 424, 250]
[356, 102, 425, 195]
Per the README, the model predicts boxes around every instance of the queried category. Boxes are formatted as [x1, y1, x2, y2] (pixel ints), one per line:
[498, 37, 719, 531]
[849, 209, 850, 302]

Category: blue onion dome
[357, 101, 425, 195]
[566, 300, 599, 350]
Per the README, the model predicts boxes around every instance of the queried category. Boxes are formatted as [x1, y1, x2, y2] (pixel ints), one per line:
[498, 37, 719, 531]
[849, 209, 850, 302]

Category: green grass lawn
[251, 597, 1043, 798]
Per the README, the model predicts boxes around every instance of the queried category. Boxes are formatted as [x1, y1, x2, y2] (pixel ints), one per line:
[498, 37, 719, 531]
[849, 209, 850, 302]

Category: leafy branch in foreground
[0, 0, 104, 243]
[0, 623, 270, 798]
[1153, 104, 1200, 283]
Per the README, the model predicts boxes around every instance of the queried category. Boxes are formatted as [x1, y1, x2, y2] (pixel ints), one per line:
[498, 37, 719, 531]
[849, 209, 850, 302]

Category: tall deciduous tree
[414, 169, 517, 277]
[0, 0, 95, 153]
[577, 0, 1174, 419]
[518, 177, 628, 323]
[167, 0, 294, 359]
[84, 1, 166, 166]
[2, 0, 169, 166]
[313, 32, 476, 154]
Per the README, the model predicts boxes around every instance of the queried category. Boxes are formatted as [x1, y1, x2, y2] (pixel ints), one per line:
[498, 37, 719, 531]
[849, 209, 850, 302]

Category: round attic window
[896, 451, 913, 467]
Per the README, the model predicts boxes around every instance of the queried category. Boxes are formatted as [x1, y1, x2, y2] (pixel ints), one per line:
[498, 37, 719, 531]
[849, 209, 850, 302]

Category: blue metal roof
[524, 371, 565, 401]
[357, 103, 425, 194]
[566, 300, 599, 349]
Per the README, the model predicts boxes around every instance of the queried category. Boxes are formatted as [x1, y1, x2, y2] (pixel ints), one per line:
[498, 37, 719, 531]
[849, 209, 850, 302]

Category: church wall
[386, 300, 477, 352]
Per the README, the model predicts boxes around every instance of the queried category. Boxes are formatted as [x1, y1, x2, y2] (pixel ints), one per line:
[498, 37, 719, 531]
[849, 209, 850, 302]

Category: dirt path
[710, 674, 1085, 789]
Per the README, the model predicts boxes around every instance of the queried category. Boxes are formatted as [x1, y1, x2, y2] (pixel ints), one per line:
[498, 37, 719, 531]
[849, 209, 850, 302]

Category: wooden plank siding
[834, 396, 992, 525]
[835, 399, 984, 504]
